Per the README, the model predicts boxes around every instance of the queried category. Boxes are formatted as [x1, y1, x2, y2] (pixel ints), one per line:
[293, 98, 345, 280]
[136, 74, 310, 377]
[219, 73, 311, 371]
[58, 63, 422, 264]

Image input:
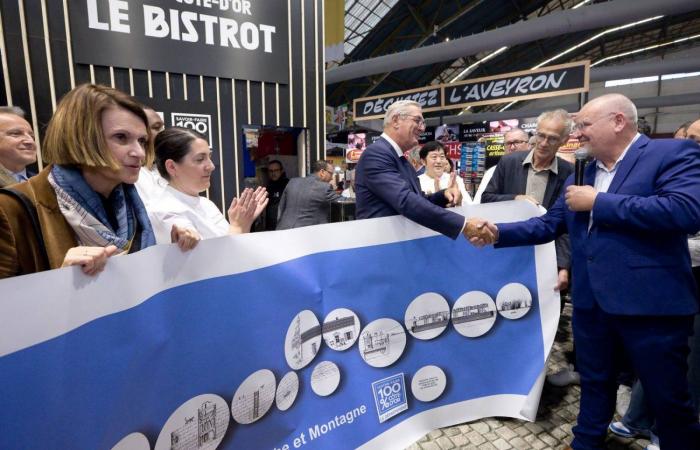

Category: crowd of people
[0, 85, 699, 450]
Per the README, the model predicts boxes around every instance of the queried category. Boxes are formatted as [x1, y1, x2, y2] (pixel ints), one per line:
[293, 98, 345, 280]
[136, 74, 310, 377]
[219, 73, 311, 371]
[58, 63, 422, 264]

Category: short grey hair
[537, 109, 572, 137]
[383, 100, 421, 129]
[0, 106, 26, 118]
[408, 146, 421, 163]
[503, 128, 529, 142]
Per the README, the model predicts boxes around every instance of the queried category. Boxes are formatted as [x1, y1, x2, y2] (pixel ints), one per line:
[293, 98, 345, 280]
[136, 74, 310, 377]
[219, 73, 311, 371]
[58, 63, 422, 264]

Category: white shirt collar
[595, 133, 641, 173]
[381, 133, 404, 158]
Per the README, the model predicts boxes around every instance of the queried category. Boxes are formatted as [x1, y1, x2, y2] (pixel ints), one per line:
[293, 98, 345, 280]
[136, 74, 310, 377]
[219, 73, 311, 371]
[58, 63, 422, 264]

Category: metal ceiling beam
[327, 0, 700, 85]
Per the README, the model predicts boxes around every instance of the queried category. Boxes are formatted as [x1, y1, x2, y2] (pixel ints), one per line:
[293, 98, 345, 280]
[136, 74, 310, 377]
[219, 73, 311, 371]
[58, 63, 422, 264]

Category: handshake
[463, 218, 498, 247]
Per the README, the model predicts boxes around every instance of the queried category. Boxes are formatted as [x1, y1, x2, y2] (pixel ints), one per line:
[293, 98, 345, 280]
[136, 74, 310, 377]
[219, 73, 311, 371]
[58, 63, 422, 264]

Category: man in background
[473, 128, 530, 203]
[265, 160, 289, 230]
[0, 106, 36, 188]
[276, 160, 340, 230]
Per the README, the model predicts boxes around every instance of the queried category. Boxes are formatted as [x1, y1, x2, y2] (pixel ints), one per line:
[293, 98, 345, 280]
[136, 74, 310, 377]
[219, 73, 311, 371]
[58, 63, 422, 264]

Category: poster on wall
[68, 0, 289, 83]
[0, 203, 560, 450]
[347, 132, 367, 163]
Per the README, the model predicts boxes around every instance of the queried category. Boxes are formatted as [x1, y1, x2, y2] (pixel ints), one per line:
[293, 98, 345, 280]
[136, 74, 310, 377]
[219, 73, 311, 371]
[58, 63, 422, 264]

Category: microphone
[574, 148, 589, 186]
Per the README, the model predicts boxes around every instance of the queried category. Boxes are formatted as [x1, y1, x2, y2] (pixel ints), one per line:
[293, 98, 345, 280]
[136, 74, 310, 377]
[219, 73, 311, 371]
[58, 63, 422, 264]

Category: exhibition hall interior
[0, 1, 699, 450]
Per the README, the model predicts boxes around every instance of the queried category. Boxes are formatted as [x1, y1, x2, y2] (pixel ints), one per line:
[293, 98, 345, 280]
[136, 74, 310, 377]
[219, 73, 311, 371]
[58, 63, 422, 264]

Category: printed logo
[371, 373, 408, 423]
[171, 113, 213, 147]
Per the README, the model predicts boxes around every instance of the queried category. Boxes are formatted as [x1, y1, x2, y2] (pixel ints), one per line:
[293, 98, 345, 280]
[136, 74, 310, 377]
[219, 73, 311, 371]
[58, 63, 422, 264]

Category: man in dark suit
[0, 106, 36, 187]
[355, 100, 467, 239]
[276, 160, 340, 230]
[468, 94, 700, 450]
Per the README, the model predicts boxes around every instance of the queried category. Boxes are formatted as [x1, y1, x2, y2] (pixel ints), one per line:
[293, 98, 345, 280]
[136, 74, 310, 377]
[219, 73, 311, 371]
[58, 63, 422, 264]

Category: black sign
[444, 61, 589, 109]
[459, 123, 488, 141]
[354, 86, 442, 120]
[418, 126, 436, 144]
[69, 0, 288, 84]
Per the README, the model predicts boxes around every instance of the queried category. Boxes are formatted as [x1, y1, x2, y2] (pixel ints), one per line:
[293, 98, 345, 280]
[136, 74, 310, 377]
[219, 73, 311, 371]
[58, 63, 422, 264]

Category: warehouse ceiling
[328, 0, 700, 116]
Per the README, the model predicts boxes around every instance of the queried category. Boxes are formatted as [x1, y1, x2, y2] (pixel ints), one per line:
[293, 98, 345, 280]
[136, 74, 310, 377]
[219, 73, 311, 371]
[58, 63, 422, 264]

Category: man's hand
[565, 185, 597, 211]
[445, 172, 462, 207]
[170, 224, 201, 251]
[61, 245, 119, 276]
[515, 194, 539, 205]
[555, 268, 569, 291]
[464, 218, 498, 247]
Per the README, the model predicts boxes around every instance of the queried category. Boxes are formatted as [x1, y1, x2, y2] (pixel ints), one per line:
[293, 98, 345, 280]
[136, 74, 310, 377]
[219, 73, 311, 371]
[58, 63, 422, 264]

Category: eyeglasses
[402, 114, 426, 127]
[505, 139, 528, 147]
[572, 112, 616, 132]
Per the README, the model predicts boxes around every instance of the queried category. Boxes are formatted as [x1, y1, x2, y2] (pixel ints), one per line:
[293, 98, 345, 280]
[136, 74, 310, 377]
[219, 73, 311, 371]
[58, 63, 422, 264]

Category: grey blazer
[276, 175, 341, 230]
[482, 151, 573, 269]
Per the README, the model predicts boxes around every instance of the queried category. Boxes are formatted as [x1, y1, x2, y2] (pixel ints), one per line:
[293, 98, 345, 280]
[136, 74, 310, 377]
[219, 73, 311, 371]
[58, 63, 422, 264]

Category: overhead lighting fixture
[449, 46, 509, 83]
[591, 33, 700, 66]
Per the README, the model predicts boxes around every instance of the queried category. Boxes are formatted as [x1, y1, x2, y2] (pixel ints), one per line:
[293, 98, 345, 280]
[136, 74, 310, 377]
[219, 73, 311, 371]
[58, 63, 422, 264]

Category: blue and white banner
[0, 202, 559, 450]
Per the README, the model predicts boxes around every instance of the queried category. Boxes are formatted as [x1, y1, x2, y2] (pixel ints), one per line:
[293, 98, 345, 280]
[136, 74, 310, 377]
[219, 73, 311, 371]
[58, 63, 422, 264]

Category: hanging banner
[353, 61, 589, 121]
[68, 0, 289, 84]
[0, 203, 559, 450]
[354, 86, 443, 121]
[444, 61, 589, 110]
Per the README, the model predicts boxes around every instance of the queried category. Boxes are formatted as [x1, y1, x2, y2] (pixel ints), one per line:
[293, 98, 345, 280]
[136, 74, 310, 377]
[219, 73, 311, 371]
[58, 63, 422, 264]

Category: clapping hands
[463, 218, 498, 247]
[228, 187, 269, 234]
[444, 172, 463, 207]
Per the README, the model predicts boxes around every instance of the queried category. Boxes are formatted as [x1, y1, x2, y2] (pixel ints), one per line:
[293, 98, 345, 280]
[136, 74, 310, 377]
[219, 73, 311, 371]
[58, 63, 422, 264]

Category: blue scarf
[49, 165, 155, 251]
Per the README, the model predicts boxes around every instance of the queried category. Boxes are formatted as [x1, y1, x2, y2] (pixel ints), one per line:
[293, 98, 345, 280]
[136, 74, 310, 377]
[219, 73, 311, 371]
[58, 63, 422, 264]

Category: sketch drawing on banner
[110, 432, 150, 450]
[154, 394, 230, 450]
[285, 310, 322, 370]
[275, 371, 300, 412]
[404, 292, 450, 340]
[231, 369, 277, 425]
[451, 291, 498, 338]
[411, 365, 447, 403]
[496, 283, 533, 320]
[310, 361, 341, 397]
[171, 113, 213, 147]
[322, 308, 360, 351]
[359, 318, 407, 368]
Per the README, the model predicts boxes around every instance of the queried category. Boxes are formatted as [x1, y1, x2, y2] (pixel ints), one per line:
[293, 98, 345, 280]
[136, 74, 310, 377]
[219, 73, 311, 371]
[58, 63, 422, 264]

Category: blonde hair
[43, 84, 154, 169]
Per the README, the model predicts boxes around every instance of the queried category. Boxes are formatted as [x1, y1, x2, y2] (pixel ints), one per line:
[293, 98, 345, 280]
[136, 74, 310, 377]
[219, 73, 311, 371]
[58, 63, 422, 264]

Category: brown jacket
[0, 163, 18, 188]
[0, 166, 77, 278]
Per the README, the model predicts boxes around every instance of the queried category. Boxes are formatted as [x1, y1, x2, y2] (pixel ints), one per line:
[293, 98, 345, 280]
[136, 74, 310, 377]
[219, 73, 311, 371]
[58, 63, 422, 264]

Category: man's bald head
[685, 118, 700, 144]
[581, 93, 637, 127]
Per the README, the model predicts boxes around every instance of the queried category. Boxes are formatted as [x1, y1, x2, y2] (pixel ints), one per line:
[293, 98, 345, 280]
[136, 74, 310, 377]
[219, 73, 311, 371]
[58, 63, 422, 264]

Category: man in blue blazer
[468, 94, 700, 450]
[355, 100, 467, 239]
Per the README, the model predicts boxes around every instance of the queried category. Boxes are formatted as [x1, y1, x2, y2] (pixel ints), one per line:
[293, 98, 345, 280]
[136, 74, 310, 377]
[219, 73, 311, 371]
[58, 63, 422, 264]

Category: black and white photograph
[275, 371, 300, 412]
[358, 318, 407, 368]
[322, 308, 361, 351]
[404, 292, 451, 340]
[154, 394, 230, 450]
[310, 361, 341, 397]
[285, 310, 323, 370]
[496, 283, 533, 320]
[451, 291, 498, 338]
[231, 369, 277, 425]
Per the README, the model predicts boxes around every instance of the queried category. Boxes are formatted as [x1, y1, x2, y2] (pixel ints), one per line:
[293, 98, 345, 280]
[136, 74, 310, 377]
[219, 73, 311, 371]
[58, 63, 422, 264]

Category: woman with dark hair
[0, 84, 158, 278]
[417, 141, 471, 205]
[147, 127, 268, 247]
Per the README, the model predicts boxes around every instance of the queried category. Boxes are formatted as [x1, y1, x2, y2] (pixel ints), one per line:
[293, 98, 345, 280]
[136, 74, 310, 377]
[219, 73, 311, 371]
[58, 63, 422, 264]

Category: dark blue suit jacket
[355, 137, 465, 239]
[496, 135, 700, 315]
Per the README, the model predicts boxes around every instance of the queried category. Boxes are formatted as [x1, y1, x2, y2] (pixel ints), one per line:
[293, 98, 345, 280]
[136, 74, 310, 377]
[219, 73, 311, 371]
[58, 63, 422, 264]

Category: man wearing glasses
[481, 109, 574, 293]
[466, 94, 700, 450]
[355, 100, 469, 240]
[473, 128, 530, 203]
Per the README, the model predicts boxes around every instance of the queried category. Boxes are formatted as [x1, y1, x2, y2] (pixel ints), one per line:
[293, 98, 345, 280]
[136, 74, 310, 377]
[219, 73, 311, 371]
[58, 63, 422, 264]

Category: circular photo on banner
[231, 369, 276, 425]
[496, 283, 533, 320]
[310, 361, 341, 397]
[451, 291, 498, 338]
[111, 432, 150, 450]
[322, 308, 361, 351]
[411, 365, 447, 403]
[358, 318, 407, 368]
[276, 371, 300, 412]
[285, 310, 322, 370]
[404, 292, 450, 340]
[155, 394, 230, 450]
